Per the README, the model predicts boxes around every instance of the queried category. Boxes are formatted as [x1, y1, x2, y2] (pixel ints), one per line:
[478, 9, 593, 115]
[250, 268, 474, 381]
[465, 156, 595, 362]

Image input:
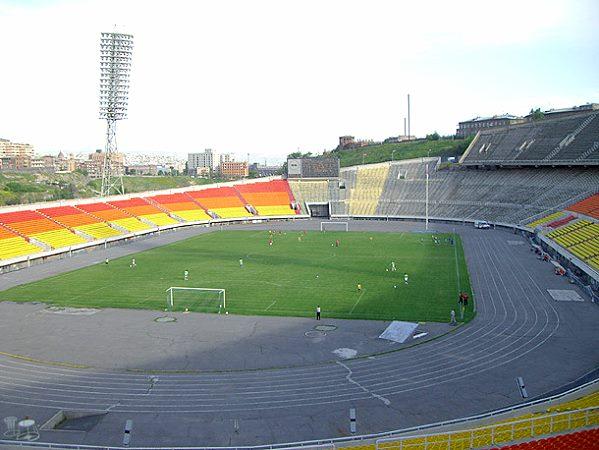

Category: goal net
[320, 221, 349, 232]
[166, 287, 226, 314]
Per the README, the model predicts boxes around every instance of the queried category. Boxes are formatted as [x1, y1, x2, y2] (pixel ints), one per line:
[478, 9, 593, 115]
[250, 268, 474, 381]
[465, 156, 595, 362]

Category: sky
[0, 0, 598, 163]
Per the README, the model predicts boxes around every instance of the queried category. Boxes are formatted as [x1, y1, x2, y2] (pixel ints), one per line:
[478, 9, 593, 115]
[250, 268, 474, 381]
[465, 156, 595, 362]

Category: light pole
[391, 149, 395, 162]
[425, 163, 429, 231]
[99, 31, 133, 196]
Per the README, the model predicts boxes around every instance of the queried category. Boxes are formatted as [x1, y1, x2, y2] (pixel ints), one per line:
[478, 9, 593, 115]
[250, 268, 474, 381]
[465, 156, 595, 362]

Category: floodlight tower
[99, 31, 133, 196]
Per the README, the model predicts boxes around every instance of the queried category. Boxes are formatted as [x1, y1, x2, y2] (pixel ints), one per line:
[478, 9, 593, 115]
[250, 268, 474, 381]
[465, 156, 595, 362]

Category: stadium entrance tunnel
[306, 202, 330, 217]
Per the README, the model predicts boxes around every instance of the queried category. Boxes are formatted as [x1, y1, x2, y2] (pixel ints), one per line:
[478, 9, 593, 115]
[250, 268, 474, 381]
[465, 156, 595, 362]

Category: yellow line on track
[0, 351, 89, 369]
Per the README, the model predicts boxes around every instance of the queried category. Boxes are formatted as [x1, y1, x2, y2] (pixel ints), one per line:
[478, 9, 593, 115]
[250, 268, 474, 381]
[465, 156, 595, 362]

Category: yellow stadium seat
[110, 217, 153, 232]
[349, 165, 390, 215]
[32, 229, 88, 249]
[0, 237, 42, 260]
[75, 223, 123, 239]
[527, 211, 564, 228]
[139, 213, 179, 226]
[256, 205, 296, 216]
[376, 391, 599, 450]
[172, 210, 211, 222]
[212, 207, 253, 219]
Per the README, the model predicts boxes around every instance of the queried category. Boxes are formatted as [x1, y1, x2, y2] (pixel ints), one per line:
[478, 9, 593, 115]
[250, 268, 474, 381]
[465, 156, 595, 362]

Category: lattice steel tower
[99, 31, 133, 196]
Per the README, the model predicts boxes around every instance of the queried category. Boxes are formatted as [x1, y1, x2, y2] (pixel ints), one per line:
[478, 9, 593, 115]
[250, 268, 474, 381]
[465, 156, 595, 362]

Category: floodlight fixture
[99, 31, 133, 196]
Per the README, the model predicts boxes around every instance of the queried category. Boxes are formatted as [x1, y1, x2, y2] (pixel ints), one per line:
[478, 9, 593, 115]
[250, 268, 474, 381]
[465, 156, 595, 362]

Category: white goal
[320, 221, 349, 232]
[166, 287, 226, 314]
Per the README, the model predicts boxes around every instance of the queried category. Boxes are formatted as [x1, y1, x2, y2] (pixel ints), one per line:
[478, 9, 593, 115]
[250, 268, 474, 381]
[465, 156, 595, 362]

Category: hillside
[0, 172, 222, 207]
[331, 137, 473, 167]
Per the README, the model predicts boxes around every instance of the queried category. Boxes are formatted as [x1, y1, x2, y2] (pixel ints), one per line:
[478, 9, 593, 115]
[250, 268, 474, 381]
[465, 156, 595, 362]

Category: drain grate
[305, 330, 326, 338]
[43, 306, 98, 316]
[155, 316, 177, 323]
[314, 324, 337, 331]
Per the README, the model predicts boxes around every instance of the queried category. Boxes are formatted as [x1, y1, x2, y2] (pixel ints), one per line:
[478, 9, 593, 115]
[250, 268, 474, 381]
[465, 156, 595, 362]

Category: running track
[0, 220, 597, 446]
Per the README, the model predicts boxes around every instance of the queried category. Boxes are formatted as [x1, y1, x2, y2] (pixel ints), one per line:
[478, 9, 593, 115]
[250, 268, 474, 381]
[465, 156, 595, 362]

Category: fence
[376, 406, 599, 450]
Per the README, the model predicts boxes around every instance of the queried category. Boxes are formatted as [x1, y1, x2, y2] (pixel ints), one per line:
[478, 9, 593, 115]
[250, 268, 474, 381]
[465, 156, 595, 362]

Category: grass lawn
[0, 230, 474, 323]
[332, 137, 473, 167]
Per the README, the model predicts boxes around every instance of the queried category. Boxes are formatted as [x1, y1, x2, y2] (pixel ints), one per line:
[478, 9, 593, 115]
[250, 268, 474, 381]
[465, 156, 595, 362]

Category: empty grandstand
[545, 218, 599, 270]
[460, 111, 599, 166]
[288, 180, 329, 210]
[147, 193, 211, 222]
[77, 201, 153, 233]
[0, 209, 88, 249]
[347, 163, 390, 215]
[186, 186, 252, 219]
[495, 429, 599, 450]
[108, 197, 181, 227]
[568, 193, 599, 219]
[234, 180, 298, 216]
[374, 390, 599, 450]
[37, 205, 123, 240]
[332, 161, 599, 225]
[0, 225, 41, 260]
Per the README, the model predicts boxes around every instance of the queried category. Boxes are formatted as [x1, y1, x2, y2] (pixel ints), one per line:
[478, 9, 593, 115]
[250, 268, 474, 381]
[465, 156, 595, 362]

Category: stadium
[0, 108, 598, 449]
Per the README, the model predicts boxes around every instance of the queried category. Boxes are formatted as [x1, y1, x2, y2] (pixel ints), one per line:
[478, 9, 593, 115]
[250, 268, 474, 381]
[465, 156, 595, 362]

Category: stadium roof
[534, 103, 599, 116]
[460, 114, 521, 124]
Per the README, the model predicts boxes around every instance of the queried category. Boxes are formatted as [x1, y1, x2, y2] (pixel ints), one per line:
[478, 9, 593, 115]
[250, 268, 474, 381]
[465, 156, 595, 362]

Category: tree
[529, 108, 544, 121]
[426, 132, 440, 141]
[281, 151, 314, 174]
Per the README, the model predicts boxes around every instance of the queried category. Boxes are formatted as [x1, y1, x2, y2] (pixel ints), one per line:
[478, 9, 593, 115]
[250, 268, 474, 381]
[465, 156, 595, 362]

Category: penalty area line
[349, 289, 365, 314]
[264, 300, 277, 311]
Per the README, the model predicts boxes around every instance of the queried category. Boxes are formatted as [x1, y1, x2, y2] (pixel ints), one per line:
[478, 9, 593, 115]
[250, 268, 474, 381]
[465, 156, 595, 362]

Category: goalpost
[320, 221, 349, 232]
[166, 287, 226, 314]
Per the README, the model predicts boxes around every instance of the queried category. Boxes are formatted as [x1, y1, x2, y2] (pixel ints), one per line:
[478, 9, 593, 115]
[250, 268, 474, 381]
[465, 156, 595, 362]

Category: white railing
[376, 406, 599, 450]
[460, 158, 599, 166]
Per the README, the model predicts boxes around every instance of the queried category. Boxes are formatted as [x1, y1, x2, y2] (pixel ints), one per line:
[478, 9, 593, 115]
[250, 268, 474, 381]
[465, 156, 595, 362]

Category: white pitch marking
[453, 229, 461, 293]
[349, 290, 365, 314]
[264, 300, 277, 311]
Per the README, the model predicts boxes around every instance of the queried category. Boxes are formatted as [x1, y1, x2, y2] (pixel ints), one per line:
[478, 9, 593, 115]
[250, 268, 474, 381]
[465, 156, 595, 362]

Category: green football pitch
[0, 230, 474, 322]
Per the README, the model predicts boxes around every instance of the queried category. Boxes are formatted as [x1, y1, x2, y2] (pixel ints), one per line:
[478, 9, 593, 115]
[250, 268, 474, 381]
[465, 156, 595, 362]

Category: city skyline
[0, 0, 598, 161]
